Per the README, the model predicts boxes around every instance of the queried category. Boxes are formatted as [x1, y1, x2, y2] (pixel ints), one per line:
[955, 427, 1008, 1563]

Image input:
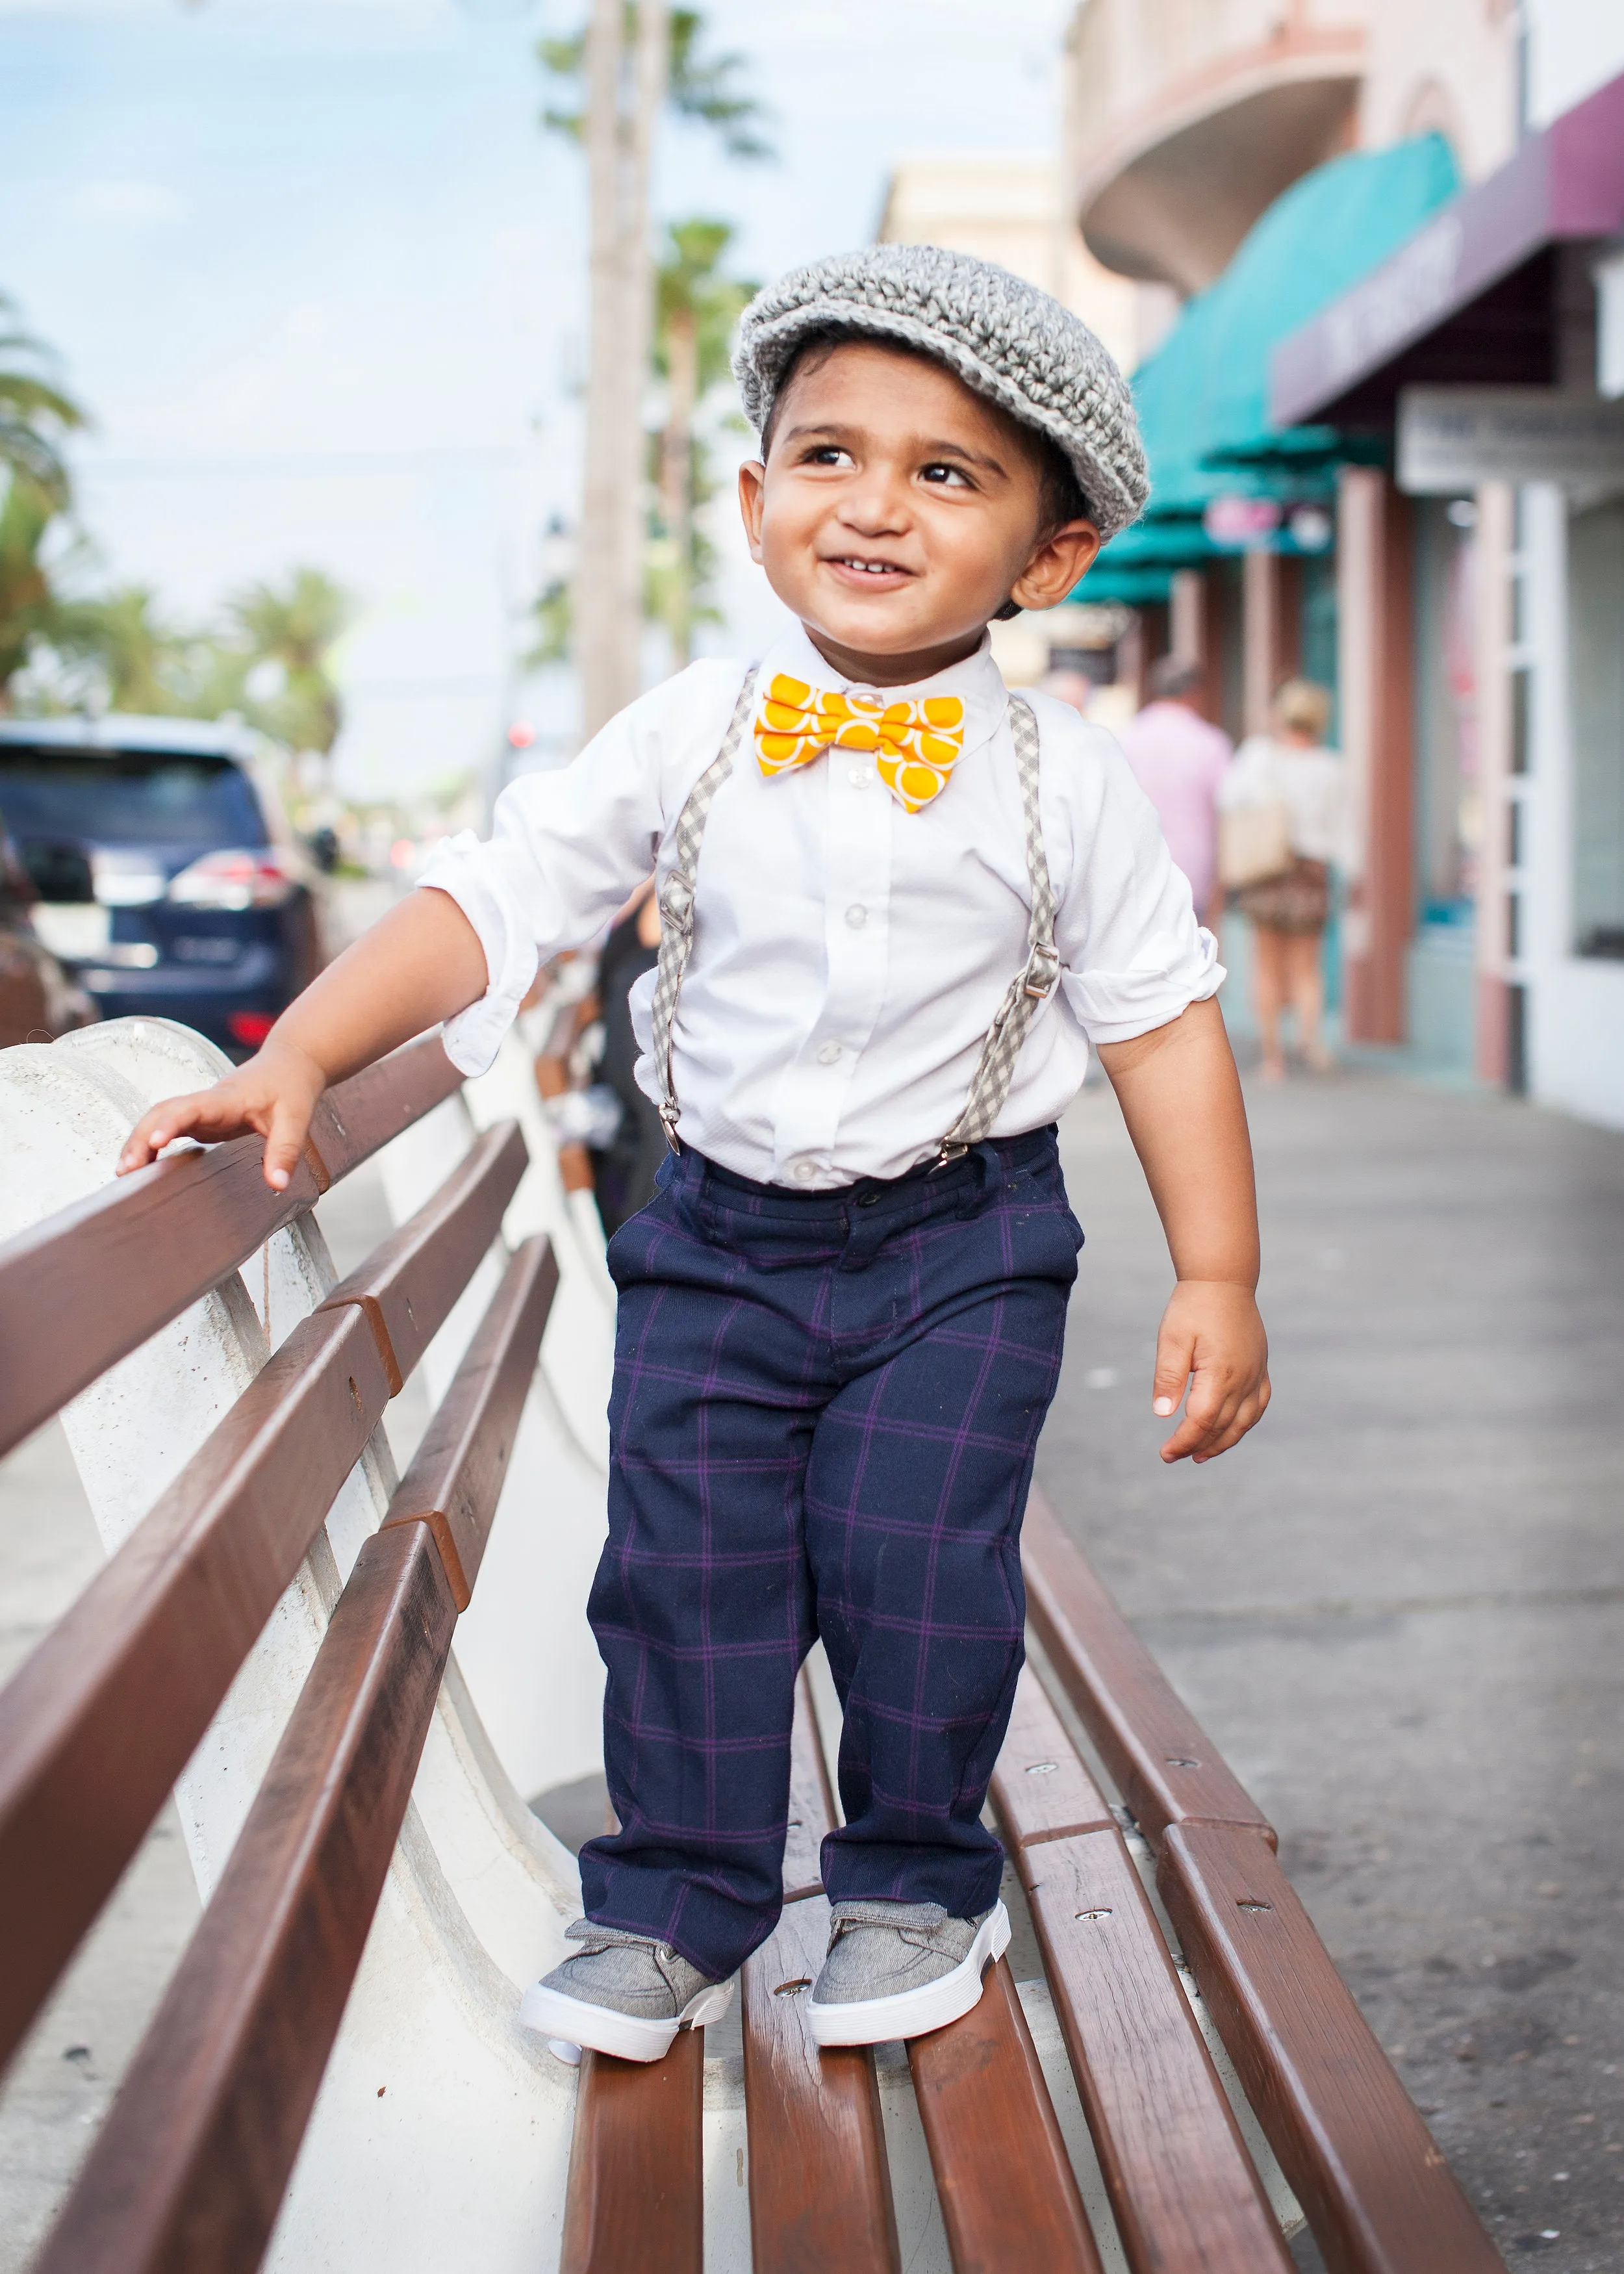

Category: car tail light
[227, 1010, 278, 1047]
[168, 849, 296, 911]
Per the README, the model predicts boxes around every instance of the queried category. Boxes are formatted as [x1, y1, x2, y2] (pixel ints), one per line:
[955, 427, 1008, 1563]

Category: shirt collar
[757, 621, 1009, 760]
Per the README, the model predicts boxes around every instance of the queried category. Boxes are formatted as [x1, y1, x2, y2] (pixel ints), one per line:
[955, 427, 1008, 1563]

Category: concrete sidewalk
[1043, 1067, 1624, 2273]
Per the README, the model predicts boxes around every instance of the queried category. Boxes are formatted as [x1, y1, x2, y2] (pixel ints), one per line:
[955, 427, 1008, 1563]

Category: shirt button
[817, 1041, 843, 1065]
[848, 766, 872, 789]
[845, 904, 867, 928]
[793, 1160, 818, 1183]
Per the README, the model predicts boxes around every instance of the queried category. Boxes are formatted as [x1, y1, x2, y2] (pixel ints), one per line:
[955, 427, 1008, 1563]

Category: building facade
[1062, 0, 1624, 1125]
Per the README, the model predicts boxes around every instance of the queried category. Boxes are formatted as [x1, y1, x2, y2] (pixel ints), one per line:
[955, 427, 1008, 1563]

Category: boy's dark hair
[759, 327, 1093, 544]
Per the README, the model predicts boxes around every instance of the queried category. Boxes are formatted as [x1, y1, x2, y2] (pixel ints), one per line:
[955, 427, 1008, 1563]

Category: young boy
[119, 246, 1269, 2065]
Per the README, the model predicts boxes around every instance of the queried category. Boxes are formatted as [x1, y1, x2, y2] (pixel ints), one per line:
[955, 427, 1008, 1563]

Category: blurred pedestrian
[590, 879, 667, 1234]
[1218, 678, 1348, 1080]
[1117, 656, 1232, 928]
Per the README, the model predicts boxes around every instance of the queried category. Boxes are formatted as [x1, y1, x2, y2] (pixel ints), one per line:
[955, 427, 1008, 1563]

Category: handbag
[1218, 799, 1294, 891]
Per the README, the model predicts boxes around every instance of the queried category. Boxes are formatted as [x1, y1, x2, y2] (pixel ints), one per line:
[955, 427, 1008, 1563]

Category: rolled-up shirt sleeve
[1056, 728, 1224, 1045]
[419, 670, 718, 1075]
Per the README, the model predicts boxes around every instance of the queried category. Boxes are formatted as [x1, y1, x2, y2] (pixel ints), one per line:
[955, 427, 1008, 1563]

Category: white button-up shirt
[422, 625, 1221, 1188]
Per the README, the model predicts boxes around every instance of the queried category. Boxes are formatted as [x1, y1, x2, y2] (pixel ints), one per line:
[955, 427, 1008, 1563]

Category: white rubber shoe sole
[517, 1973, 733, 2065]
[807, 1900, 1011, 2048]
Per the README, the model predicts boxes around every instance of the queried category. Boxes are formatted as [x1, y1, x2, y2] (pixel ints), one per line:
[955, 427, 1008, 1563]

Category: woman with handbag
[1217, 678, 1349, 1081]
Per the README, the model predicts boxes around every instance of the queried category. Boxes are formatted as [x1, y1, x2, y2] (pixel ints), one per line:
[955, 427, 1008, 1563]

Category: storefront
[1272, 68, 1624, 1123]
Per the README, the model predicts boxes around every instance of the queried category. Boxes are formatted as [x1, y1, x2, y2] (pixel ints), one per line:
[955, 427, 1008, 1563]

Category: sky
[0, 0, 1072, 798]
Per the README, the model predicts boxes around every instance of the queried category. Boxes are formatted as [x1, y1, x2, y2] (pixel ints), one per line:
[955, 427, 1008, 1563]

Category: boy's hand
[1150, 1279, 1270, 1464]
[117, 1038, 328, 1192]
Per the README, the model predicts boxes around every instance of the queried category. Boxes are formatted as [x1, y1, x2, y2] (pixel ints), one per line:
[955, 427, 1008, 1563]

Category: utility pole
[660, 298, 698, 668]
[576, 0, 669, 740]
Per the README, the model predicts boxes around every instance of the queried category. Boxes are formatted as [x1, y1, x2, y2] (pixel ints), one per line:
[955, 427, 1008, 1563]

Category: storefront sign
[1397, 388, 1624, 493]
[1202, 496, 1280, 548]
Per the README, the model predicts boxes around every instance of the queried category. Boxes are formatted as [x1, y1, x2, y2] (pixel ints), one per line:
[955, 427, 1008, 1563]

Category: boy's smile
[739, 342, 1102, 688]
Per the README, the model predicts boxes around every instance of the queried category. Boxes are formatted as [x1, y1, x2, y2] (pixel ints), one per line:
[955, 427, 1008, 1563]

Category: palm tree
[0, 478, 60, 702]
[540, 6, 770, 155]
[61, 585, 190, 715]
[0, 295, 84, 508]
[539, 8, 770, 728]
[652, 219, 756, 667]
[225, 567, 351, 756]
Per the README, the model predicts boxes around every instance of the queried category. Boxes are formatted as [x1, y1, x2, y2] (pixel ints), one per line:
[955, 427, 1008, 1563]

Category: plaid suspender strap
[932, 695, 1059, 1160]
[648, 677, 1059, 1161]
[650, 667, 759, 1151]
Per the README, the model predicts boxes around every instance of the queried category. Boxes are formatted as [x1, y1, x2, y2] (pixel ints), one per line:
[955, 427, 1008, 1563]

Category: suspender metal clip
[1022, 940, 1061, 1001]
[660, 874, 695, 931]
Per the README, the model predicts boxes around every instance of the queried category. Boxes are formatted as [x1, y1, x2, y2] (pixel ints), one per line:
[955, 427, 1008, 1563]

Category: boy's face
[738, 341, 1102, 685]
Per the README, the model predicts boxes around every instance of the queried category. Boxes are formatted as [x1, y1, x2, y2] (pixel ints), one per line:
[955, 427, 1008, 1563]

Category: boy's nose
[837, 476, 910, 537]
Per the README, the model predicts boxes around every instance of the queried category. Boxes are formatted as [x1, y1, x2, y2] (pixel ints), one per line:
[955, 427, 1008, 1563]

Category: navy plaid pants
[577, 1127, 1082, 1981]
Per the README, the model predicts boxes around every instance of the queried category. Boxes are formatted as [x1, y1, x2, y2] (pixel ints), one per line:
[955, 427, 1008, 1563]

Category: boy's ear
[1009, 518, 1103, 614]
[737, 460, 767, 564]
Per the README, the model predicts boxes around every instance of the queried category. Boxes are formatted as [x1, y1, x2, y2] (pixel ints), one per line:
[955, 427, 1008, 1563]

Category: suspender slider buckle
[1022, 941, 1061, 1001]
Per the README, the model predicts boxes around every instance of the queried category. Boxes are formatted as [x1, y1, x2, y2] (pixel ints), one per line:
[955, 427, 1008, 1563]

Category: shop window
[1411, 498, 1480, 923]
[1510, 667, 1531, 775]
[1569, 498, 1624, 960]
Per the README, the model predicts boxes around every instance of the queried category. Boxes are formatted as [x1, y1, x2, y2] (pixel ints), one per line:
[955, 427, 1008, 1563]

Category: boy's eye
[802, 445, 854, 468]
[920, 462, 974, 489]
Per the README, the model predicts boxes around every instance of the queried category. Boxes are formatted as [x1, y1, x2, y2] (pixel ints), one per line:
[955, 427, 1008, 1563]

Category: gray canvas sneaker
[807, 1897, 1011, 2047]
[518, 1920, 733, 2064]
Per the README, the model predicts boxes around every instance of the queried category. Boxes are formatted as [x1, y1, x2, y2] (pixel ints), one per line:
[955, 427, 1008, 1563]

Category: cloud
[70, 180, 189, 228]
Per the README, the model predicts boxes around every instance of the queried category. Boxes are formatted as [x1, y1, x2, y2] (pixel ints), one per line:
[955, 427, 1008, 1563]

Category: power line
[80, 444, 535, 480]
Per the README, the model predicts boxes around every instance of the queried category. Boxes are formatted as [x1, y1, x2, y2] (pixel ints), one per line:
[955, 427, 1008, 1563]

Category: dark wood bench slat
[991, 1660, 1116, 1845]
[909, 1957, 1104, 2274]
[1158, 1823, 1503, 2274]
[1023, 1491, 1275, 1850]
[0, 1129, 526, 2073]
[35, 1522, 458, 2274]
[741, 1670, 900, 2273]
[742, 1894, 900, 2274]
[992, 1667, 1293, 2274]
[307, 1032, 463, 1186]
[559, 1574, 790, 2274]
[318, 1118, 527, 1391]
[561, 2034, 705, 2274]
[381, 1234, 557, 1607]
[1015, 1837, 1294, 2271]
[0, 1302, 391, 2075]
[32, 1237, 553, 2274]
[0, 1034, 461, 1462]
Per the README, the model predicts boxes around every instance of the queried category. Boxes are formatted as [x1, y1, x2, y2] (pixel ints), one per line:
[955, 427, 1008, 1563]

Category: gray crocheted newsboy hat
[733, 244, 1148, 539]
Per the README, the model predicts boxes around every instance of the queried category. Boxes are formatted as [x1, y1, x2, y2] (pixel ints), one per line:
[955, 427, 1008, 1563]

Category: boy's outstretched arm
[1095, 996, 1270, 1465]
[117, 888, 488, 1190]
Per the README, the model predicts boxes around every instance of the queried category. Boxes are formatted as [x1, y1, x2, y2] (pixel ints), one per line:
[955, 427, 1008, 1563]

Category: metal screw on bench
[1026, 1759, 1058, 1774]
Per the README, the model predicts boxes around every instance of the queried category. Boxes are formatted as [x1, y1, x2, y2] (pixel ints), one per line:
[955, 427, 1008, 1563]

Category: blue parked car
[0, 715, 327, 1060]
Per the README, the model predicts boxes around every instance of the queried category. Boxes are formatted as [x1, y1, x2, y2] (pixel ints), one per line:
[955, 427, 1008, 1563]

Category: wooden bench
[0, 1012, 1504, 2273]
[555, 1495, 1505, 2274]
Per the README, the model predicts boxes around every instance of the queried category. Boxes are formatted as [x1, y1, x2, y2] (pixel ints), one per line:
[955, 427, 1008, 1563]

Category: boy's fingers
[260, 1099, 312, 1192]
[118, 1089, 216, 1173]
[1150, 1329, 1195, 1420]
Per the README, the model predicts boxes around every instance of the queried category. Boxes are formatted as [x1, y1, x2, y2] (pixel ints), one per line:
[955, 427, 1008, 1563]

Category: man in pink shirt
[1118, 658, 1232, 927]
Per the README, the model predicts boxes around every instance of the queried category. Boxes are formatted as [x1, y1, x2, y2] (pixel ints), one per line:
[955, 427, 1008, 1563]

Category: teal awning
[1074, 133, 1460, 602]
[1131, 132, 1460, 515]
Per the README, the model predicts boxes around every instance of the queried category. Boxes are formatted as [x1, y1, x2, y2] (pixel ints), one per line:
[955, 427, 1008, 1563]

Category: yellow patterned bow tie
[753, 672, 967, 813]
